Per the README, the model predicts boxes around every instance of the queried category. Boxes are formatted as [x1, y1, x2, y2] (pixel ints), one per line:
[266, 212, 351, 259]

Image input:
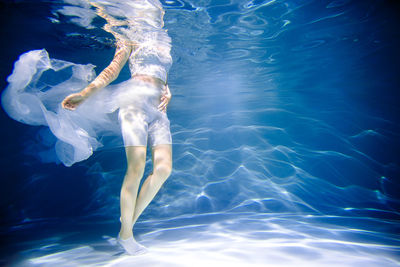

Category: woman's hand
[158, 84, 171, 113]
[61, 92, 87, 110]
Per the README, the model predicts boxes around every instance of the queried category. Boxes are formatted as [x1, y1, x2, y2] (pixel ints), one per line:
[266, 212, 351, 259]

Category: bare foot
[117, 234, 148, 255]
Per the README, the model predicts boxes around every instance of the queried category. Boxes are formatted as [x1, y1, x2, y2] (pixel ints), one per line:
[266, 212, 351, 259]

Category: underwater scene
[0, 0, 399, 266]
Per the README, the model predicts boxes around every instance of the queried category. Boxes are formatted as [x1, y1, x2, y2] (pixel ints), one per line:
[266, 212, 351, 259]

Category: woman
[62, 1, 173, 255]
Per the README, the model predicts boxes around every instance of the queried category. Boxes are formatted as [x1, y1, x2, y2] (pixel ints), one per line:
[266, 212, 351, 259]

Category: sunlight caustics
[1, 0, 399, 266]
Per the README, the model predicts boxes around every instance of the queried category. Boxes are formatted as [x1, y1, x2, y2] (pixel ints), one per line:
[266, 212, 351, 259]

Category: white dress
[1, 0, 173, 166]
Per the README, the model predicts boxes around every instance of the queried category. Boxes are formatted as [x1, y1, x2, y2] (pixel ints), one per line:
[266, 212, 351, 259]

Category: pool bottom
[5, 212, 400, 266]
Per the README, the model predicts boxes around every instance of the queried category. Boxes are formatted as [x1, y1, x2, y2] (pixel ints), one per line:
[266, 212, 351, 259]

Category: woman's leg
[131, 144, 172, 227]
[119, 146, 147, 240]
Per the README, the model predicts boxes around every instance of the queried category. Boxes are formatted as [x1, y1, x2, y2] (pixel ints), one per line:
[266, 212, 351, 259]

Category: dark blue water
[1, 0, 399, 266]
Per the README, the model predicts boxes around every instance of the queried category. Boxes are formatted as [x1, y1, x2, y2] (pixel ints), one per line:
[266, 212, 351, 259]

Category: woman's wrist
[81, 83, 97, 98]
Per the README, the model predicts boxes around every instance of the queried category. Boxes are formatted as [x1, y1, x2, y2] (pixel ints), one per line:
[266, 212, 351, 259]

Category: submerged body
[62, 0, 174, 255]
[2, 0, 174, 256]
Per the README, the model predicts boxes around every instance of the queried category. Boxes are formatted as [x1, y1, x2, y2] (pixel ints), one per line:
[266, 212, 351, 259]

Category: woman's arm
[62, 40, 132, 110]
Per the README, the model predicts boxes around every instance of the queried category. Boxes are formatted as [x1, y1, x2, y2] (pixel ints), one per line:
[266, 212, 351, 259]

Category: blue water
[1, 0, 399, 266]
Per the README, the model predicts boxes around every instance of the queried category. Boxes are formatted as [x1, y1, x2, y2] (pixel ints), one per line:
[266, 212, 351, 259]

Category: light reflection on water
[14, 213, 400, 266]
[2, 0, 400, 266]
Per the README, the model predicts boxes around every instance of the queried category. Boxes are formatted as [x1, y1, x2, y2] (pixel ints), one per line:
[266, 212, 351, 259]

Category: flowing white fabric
[2, 0, 172, 166]
[2, 49, 159, 166]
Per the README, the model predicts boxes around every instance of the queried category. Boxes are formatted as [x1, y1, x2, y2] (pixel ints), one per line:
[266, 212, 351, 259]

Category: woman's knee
[126, 160, 146, 178]
[125, 146, 146, 177]
[122, 166, 144, 190]
[153, 161, 172, 180]
[151, 144, 172, 180]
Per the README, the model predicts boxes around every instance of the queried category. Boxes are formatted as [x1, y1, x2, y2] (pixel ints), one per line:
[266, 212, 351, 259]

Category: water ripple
[11, 213, 400, 266]
[2, 0, 399, 265]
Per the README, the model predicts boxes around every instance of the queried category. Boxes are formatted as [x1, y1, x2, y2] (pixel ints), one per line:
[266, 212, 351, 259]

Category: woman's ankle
[119, 229, 133, 240]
